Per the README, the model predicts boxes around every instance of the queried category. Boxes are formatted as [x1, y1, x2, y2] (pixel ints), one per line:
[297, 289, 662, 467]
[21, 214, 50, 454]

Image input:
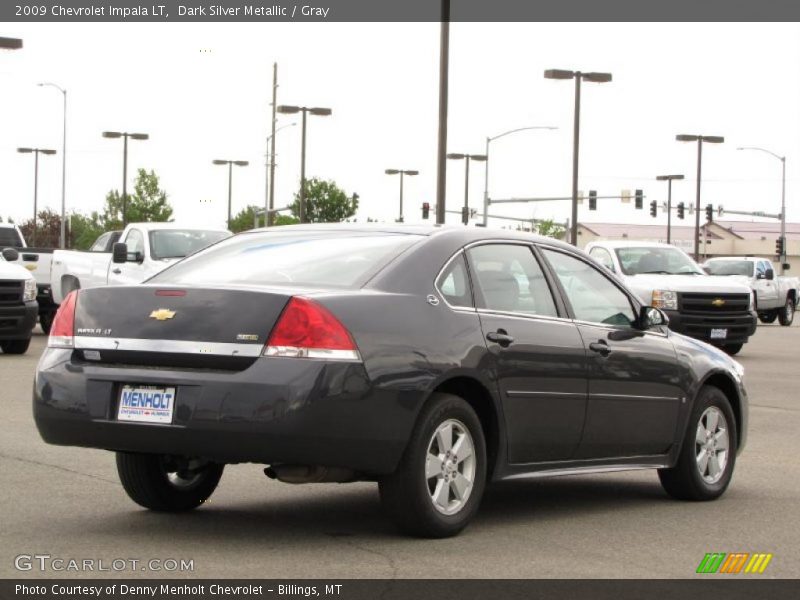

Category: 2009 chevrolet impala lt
[34, 226, 748, 537]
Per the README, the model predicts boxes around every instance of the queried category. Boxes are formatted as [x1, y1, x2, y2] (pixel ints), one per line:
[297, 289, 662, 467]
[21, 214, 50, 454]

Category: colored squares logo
[697, 553, 773, 574]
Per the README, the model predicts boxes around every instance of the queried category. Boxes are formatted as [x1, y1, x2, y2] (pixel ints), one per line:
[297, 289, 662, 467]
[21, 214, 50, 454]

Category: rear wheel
[379, 393, 486, 538]
[722, 343, 743, 356]
[658, 386, 737, 501]
[758, 312, 777, 324]
[778, 297, 794, 326]
[116, 453, 224, 511]
[0, 339, 30, 354]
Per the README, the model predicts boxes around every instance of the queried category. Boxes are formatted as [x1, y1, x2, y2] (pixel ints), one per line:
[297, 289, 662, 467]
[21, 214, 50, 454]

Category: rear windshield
[149, 231, 423, 289]
[149, 229, 231, 260]
[0, 228, 23, 248]
[705, 260, 753, 276]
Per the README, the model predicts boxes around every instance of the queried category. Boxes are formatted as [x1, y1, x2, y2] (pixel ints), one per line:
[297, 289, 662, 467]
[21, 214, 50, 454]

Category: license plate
[117, 385, 176, 424]
[710, 328, 728, 340]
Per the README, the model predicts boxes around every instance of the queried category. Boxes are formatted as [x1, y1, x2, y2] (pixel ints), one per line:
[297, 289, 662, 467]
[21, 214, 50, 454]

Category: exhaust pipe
[264, 465, 357, 484]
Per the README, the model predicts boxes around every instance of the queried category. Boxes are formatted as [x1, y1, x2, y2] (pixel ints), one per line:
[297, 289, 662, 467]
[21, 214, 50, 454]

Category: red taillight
[49, 290, 78, 348]
[264, 297, 359, 360]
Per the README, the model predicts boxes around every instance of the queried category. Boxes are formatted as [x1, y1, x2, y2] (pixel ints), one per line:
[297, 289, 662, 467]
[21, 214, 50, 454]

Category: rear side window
[0, 228, 23, 248]
[150, 232, 424, 289]
[90, 232, 111, 252]
[436, 253, 473, 308]
[467, 244, 558, 317]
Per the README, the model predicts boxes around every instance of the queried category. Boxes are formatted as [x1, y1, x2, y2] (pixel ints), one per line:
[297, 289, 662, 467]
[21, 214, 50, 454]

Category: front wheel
[0, 339, 31, 354]
[658, 386, 737, 501]
[379, 393, 487, 538]
[778, 297, 795, 326]
[758, 312, 777, 324]
[722, 343, 743, 356]
[116, 453, 224, 511]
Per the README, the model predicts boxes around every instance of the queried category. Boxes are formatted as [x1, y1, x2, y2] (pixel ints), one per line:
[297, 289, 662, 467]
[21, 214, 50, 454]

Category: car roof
[706, 256, 763, 262]
[245, 222, 574, 249]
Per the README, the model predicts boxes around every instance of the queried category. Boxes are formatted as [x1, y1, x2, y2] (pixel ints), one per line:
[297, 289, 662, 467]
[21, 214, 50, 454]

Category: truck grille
[0, 281, 23, 305]
[679, 292, 750, 315]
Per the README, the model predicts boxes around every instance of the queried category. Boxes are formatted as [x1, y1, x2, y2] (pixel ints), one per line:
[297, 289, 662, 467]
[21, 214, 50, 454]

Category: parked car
[51, 223, 230, 304]
[0, 247, 38, 354]
[0, 223, 58, 333]
[703, 256, 798, 326]
[35, 226, 749, 537]
[585, 241, 757, 355]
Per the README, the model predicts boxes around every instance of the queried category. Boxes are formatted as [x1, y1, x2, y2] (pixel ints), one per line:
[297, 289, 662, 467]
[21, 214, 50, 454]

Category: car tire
[116, 453, 224, 511]
[758, 312, 777, 324]
[0, 339, 31, 354]
[722, 343, 743, 356]
[39, 312, 54, 335]
[658, 385, 737, 501]
[778, 297, 794, 326]
[379, 393, 487, 538]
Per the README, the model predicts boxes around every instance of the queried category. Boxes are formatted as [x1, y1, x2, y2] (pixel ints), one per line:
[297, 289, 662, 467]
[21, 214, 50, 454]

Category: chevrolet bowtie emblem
[149, 308, 176, 321]
[712, 298, 726, 307]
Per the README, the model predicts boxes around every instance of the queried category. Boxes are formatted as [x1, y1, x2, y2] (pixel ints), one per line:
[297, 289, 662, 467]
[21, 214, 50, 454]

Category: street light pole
[656, 174, 685, 245]
[544, 69, 612, 246]
[212, 159, 250, 229]
[435, 0, 451, 225]
[447, 153, 487, 224]
[277, 105, 332, 223]
[385, 169, 419, 222]
[737, 146, 787, 273]
[17, 147, 57, 246]
[38, 83, 67, 248]
[264, 122, 296, 227]
[102, 131, 149, 226]
[482, 126, 558, 226]
[676, 134, 724, 260]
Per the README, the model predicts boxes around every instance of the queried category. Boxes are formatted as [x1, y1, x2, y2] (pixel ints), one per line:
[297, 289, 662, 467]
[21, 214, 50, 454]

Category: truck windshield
[704, 260, 753, 276]
[149, 231, 424, 289]
[149, 230, 231, 260]
[614, 246, 703, 276]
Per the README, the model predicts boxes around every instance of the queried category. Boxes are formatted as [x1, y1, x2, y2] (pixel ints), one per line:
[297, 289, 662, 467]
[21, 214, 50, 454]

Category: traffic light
[461, 206, 469, 225]
[588, 190, 597, 211]
[705, 204, 714, 222]
[422, 202, 430, 219]
[649, 200, 657, 218]
[677, 202, 685, 220]
[776, 236, 785, 257]
[635, 189, 643, 210]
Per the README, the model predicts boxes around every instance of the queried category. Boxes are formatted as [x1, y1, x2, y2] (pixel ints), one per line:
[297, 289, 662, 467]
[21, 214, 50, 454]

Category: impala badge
[149, 308, 176, 321]
[711, 298, 725, 307]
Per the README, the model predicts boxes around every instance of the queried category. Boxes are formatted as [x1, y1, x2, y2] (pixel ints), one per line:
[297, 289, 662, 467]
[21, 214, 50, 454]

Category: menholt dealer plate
[117, 385, 176, 424]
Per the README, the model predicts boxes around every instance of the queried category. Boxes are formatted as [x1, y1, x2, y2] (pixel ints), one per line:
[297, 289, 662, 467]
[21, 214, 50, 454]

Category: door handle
[486, 330, 514, 347]
[112, 268, 122, 274]
[589, 340, 611, 356]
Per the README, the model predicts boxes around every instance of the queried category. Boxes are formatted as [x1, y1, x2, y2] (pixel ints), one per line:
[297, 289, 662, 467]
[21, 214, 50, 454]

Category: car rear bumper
[0, 301, 38, 340]
[33, 349, 415, 475]
[665, 309, 757, 345]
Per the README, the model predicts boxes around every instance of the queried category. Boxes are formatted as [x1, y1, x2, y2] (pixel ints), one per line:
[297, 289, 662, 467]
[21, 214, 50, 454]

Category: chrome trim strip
[75, 336, 264, 357]
[263, 346, 362, 362]
[590, 393, 678, 402]
[506, 390, 586, 398]
[503, 464, 669, 481]
[477, 308, 572, 324]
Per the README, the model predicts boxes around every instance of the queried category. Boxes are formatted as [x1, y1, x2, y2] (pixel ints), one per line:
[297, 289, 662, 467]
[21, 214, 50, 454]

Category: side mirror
[1, 247, 19, 262]
[756, 271, 765, 280]
[766, 270, 775, 281]
[112, 242, 128, 264]
[783, 263, 791, 271]
[639, 305, 669, 329]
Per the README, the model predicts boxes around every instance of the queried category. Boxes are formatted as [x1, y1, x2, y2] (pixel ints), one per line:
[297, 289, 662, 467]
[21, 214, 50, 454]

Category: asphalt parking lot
[1, 324, 798, 579]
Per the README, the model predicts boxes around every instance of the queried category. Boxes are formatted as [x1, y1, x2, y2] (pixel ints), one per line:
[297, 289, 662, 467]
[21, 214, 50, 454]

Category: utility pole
[435, 0, 450, 224]
[267, 62, 278, 226]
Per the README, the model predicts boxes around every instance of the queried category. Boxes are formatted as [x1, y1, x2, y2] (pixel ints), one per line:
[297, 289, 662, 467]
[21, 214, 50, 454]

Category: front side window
[125, 229, 144, 258]
[436, 253, 473, 308]
[467, 244, 558, 317]
[542, 248, 636, 327]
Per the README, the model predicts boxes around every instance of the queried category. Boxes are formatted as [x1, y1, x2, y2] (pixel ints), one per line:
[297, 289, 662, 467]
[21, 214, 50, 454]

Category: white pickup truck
[0, 246, 38, 354]
[585, 241, 757, 355]
[703, 256, 798, 326]
[51, 223, 230, 304]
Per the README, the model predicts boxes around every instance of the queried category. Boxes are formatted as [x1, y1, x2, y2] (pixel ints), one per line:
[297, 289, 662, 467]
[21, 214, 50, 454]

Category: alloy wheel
[425, 419, 476, 515]
[695, 407, 729, 484]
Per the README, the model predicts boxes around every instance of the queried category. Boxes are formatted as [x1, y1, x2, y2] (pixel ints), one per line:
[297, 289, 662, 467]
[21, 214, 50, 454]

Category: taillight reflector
[264, 297, 360, 361]
[49, 290, 78, 348]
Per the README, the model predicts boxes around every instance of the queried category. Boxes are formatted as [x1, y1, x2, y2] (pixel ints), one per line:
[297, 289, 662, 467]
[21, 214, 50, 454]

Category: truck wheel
[379, 393, 487, 538]
[116, 453, 224, 511]
[758, 312, 777, 324]
[778, 297, 794, 326]
[0, 339, 31, 355]
[722, 343, 743, 356]
[39, 312, 54, 335]
[658, 385, 737, 501]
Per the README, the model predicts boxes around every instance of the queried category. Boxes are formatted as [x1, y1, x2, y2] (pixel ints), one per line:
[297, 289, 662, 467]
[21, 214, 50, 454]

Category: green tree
[291, 178, 358, 223]
[227, 207, 301, 233]
[68, 211, 105, 250]
[17, 209, 62, 247]
[101, 169, 172, 229]
[274, 214, 300, 226]
[536, 218, 566, 239]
